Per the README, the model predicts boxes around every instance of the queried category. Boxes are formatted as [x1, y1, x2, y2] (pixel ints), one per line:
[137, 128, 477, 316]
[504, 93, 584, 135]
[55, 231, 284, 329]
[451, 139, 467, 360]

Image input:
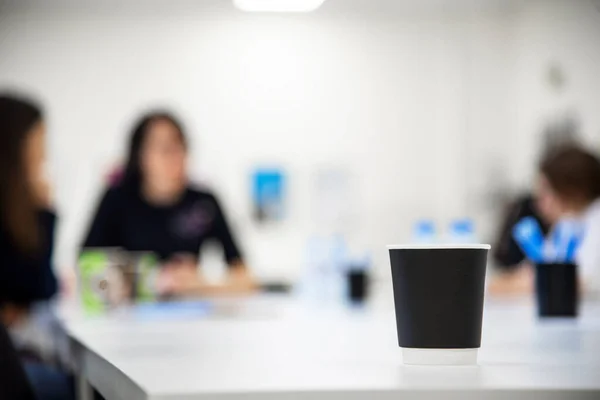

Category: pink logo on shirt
[172, 202, 215, 239]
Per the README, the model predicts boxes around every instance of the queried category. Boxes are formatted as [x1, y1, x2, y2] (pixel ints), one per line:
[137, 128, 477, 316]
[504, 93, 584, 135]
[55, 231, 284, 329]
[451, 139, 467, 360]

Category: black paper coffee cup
[535, 263, 578, 318]
[388, 244, 490, 365]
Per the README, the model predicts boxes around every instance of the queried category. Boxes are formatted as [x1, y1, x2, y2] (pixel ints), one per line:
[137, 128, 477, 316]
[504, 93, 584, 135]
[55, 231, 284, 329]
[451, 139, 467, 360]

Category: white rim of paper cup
[402, 348, 478, 365]
[387, 244, 491, 250]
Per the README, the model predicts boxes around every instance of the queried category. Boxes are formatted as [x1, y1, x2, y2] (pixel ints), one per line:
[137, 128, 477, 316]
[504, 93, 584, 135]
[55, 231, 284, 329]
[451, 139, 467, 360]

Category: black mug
[535, 263, 578, 318]
[388, 244, 489, 365]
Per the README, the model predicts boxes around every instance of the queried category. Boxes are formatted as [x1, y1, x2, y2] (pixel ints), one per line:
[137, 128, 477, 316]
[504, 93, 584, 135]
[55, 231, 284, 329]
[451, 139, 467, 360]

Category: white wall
[0, 0, 598, 280]
[511, 0, 600, 187]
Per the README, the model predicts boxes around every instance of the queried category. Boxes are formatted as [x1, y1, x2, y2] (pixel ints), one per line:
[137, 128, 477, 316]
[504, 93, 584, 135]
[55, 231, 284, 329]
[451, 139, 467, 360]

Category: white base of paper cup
[402, 348, 478, 365]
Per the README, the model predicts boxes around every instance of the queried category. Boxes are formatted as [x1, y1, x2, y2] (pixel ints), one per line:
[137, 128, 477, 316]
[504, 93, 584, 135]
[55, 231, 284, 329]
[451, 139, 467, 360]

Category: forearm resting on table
[489, 265, 593, 298]
[208, 263, 256, 294]
[180, 263, 257, 297]
[488, 264, 533, 296]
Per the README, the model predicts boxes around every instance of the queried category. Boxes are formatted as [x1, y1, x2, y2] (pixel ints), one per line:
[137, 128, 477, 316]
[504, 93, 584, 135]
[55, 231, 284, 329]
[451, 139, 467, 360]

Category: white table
[61, 296, 600, 400]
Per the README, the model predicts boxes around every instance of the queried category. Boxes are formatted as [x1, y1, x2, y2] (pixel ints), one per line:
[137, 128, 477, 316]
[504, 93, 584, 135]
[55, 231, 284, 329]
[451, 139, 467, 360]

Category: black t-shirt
[0, 211, 58, 306]
[82, 185, 243, 265]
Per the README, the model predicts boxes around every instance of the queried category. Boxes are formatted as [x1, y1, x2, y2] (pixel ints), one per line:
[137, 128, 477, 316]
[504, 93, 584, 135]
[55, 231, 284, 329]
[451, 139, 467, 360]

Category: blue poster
[252, 169, 285, 222]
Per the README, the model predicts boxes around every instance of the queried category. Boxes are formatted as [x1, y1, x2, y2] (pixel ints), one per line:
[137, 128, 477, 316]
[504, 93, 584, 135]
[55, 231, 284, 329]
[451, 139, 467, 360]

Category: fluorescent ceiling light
[234, 0, 326, 13]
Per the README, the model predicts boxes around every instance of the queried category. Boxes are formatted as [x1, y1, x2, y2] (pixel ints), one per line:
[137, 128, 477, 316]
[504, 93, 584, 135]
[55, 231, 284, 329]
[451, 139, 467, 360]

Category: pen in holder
[512, 217, 545, 263]
[535, 262, 578, 317]
[513, 217, 582, 318]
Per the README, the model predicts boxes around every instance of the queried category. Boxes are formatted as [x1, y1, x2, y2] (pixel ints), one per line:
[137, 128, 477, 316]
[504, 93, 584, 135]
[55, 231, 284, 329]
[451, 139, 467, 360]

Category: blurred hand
[156, 255, 202, 296]
[488, 262, 534, 296]
[225, 263, 258, 294]
[156, 256, 257, 297]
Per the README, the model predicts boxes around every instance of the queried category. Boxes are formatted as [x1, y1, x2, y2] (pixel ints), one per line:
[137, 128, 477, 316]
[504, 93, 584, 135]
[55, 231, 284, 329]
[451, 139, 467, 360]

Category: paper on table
[133, 301, 213, 320]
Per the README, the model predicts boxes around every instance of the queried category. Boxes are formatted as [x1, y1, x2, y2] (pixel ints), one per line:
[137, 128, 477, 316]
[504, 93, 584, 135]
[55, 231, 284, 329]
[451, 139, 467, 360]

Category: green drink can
[78, 248, 130, 315]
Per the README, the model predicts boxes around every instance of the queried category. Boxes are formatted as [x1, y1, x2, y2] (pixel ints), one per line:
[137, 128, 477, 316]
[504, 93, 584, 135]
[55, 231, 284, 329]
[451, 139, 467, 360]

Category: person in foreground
[0, 94, 72, 399]
[82, 111, 256, 297]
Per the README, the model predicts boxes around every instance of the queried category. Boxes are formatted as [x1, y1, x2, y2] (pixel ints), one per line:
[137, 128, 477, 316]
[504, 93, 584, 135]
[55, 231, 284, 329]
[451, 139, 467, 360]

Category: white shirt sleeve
[576, 200, 600, 295]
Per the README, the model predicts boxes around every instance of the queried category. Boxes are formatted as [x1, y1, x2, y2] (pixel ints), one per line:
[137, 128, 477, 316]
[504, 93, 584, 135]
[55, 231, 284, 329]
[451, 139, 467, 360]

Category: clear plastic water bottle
[329, 234, 348, 303]
[412, 220, 437, 244]
[299, 236, 326, 303]
[448, 219, 476, 243]
[300, 234, 346, 306]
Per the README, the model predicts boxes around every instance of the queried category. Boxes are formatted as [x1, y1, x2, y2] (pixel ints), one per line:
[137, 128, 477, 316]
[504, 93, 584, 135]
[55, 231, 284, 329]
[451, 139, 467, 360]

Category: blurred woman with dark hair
[0, 96, 55, 302]
[0, 93, 72, 399]
[83, 111, 255, 296]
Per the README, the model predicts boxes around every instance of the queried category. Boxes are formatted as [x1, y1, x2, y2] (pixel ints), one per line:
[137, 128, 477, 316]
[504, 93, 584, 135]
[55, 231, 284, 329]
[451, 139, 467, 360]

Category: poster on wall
[252, 168, 286, 223]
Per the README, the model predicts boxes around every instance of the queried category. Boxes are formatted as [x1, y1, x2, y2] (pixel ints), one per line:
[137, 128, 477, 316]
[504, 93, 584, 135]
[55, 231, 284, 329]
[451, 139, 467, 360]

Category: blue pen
[550, 220, 569, 262]
[564, 225, 585, 263]
[564, 237, 580, 263]
[512, 217, 545, 263]
[552, 219, 584, 262]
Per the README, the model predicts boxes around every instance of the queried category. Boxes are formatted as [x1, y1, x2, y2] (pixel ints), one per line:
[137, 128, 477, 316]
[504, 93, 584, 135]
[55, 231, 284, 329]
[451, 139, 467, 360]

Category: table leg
[77, 371, 93, 400]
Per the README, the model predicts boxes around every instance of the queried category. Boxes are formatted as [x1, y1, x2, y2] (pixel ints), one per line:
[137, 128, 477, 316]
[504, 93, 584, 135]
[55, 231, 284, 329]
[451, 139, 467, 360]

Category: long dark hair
[121, 111, 187, 192]
[0, 94, 43, 251]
